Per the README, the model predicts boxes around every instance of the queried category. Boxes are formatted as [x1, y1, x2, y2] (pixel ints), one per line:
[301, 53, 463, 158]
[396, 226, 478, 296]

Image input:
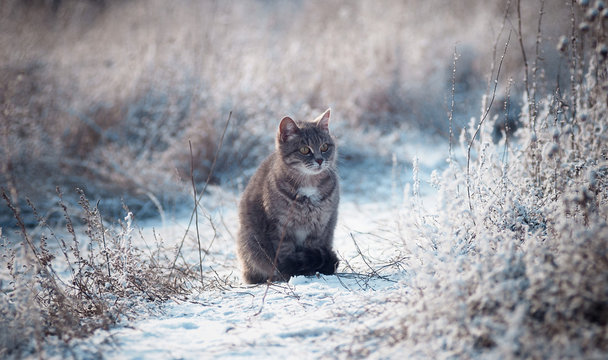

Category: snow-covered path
[76, 137, 443, 360]
[85, 198, 414, 360]
[105, 275, 398, 359]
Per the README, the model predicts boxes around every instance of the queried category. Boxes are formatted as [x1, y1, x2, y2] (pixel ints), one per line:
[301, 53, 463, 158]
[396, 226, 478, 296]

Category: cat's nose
[316, 158, 323, 165]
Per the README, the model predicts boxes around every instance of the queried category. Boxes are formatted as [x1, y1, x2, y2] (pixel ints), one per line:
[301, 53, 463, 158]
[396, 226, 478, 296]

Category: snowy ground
[65, 134, 446, 360]
[84, 204, 408, 360]
[4, 2, 604, 358]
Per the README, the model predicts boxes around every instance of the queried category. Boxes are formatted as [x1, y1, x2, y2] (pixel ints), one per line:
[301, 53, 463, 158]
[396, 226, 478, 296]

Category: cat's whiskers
[237, 108, 339, 284]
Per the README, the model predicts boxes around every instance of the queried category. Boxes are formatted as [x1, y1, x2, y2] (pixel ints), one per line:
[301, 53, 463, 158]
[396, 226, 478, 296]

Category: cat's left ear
[315, 108, 331, 133]
[279, 116, 299, 143]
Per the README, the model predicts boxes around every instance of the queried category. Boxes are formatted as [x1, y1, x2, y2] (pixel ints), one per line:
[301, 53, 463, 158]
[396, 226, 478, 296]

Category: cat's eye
[299, 146, 311, 155]
[320, 143, 329, 152]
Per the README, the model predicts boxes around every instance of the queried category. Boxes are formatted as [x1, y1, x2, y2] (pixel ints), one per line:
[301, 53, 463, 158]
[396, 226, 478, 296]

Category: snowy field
[68, 137, 444, 360]
[89, 204, 414, 359]
[2, 1, 607, 359]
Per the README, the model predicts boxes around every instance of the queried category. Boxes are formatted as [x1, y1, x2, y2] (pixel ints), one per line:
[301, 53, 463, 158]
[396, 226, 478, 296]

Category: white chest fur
[293, 186, 321, 245]
[298, 186, 319, 200]
[294, 228, 309, 246]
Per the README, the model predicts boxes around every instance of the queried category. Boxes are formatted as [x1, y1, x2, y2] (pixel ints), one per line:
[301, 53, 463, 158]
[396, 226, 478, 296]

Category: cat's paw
[278, 251, 316, 277]
[280, 248, 337, 277]
[242, 269, 270, 284]
[317, 248, 339, 275]
[299, 248, 324, 274]
[277, 254, 304, 277]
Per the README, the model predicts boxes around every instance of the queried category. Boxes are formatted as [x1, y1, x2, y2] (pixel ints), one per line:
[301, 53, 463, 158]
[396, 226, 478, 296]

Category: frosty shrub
[0, 0, 568, 223]
[0, 189, 195, 358]
[350, 2, 608, 358]
[0, 1, 597, 357]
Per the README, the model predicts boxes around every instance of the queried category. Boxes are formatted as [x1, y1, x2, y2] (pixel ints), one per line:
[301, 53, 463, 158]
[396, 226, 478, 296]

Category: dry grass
[0, 187, 200, 358]
[343, 1, 608, 357]
[0, 0, 571, 223]
[0, 1, 596, 358]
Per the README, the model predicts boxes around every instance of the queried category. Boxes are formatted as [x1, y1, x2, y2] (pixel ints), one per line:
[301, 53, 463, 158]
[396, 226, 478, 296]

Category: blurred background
[0, 0, 570, 225]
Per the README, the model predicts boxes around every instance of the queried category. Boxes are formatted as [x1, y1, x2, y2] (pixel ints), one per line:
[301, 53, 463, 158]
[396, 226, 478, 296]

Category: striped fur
[237, 109, 340, 284]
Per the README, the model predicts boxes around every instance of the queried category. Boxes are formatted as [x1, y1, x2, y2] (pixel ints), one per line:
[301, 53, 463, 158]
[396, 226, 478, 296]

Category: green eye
[320, 143, 329, 152]
[299, 146, 311, 155]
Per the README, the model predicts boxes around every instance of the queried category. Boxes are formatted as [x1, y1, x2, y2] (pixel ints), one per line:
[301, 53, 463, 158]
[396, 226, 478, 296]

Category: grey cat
[237, 109, 340, 284]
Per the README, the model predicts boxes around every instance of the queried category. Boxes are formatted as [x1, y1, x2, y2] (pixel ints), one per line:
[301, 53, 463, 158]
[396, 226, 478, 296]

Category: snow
[3, 2, 605, 358]
[86, 205, 405, 359]
[7, 111, 606, 360]
[103, 275, 393, 359]
[64, 146, 439, 360]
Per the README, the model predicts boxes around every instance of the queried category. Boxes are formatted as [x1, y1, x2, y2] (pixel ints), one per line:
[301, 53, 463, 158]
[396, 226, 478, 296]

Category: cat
[237, 108, 340, 284]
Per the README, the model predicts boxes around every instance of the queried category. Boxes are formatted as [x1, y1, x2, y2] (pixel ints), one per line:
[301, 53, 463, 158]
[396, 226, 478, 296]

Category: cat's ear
[315, 108, 331, 133]
[278, 116, 299, 143]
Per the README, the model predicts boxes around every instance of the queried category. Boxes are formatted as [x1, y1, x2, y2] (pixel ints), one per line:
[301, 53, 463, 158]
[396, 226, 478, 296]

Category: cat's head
[276, 108, 337, 175]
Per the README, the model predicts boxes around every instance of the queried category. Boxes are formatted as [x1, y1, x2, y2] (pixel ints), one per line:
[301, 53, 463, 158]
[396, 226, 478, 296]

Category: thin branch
[350, 233, 391, 283]
[254, 282, 272, 316]
[2, 192, 44, 269]
[517, 0, 535, 130]
[199, 210, 217, 265]
[190, 140, 205, 288]
[448, 46, 458, 164]
[466, 31, 512, 214]
[502, 77, 514, 166]
[96, 199, 111, 278]
[532, 0, 545, 125]
[170, 111, 232, 276]
[569, 0, 579, 121]
[1, 189, 68, 298]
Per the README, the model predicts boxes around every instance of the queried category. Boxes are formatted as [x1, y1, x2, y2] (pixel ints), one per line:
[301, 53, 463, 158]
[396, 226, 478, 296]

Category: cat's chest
[290, 185, 332, 244]
[296, 186, 320, 202]
[267, 176, 337, 239]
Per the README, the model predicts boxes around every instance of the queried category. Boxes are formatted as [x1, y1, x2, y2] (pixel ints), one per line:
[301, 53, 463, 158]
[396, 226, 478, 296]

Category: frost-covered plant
[2, 0, 565, 223]
[0, 189, 195, 358]
[352, 2, 608, 358]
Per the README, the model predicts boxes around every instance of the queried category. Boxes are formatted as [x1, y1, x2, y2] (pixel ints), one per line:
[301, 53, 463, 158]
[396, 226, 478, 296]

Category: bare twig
[350, 233, 377, 280]
[466, 31, 512, 214]
[56, 187, 81, 264]
[170, 111, 232, 276]
[141, 191, 166, 228]
[502, 77, 514, 165]
[219, 208, 236, 241]
[254, 281, 273, 316]
[532, 0, 545, 124]
[569, 0, 579, 121]
[334, 255, 354, 291]
[24, 196, 77, 281]
[190, 140, 205, 288]
[350, 233, 395, 285]
[199, 211, 217, 265]
[517, 0, 536, 130]
[96, 200, 111, 278]
[0, 121, 20, 212]
[1, 189, 68, 296]
[449, 46, 459, 163]
[255, 280, 302, 316]
[339, 256, 368, 291]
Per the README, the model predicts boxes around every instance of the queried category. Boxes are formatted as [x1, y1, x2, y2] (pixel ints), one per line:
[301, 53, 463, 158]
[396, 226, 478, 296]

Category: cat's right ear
[314, 108, 331, 133]
[278, 117, 299, 143]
